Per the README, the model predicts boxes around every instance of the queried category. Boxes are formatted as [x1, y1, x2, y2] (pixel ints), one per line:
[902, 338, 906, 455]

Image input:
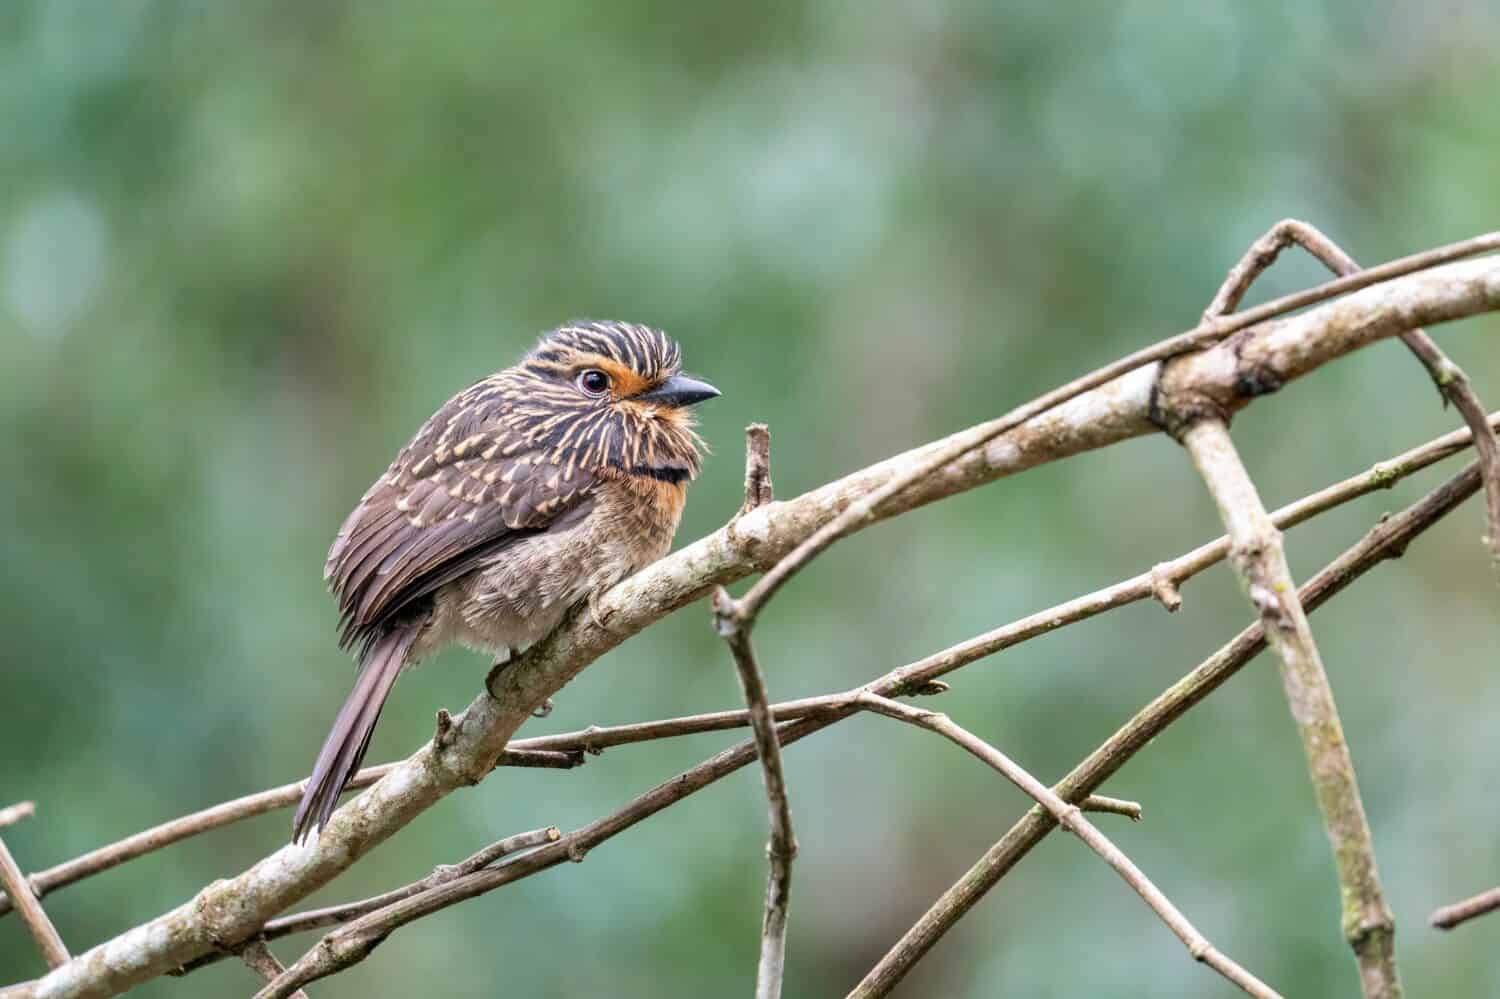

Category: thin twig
[25, 247, 1500, 996]
[848, 464, 1481, 997]
[714, 604, 796, 999]
[857, 694, 1281, 998]
[0, 803, 36, 830]
[8, 414, 1491, 929]
[0, 753, 565, 921]
[1430, 884, 1500, 931]
[1078, 794, 1143, 822]
[1207, 219, 1500, 562]
[732, 232, 1500, 625]
[1179, 418, 1400, 998]
[0, 831, 69, 970]
[239, 941, 308, 999]
[267, 467, 1477, 999]
[712, 424, 795, 999]
[255, 713, 848, 998]
[254, 827, 559, 945]
[742, 423, 774, 513]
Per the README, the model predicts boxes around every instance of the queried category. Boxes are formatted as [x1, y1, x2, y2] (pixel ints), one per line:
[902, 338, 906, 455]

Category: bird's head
[510, 320, 719, 484]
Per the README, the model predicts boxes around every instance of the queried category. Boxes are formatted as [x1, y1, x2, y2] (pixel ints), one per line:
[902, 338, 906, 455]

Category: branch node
[531, 698, 554, 720]
[1148, 564, 1183, 612]
[741, 423, 774, 514]
[432, 709, 456, 750]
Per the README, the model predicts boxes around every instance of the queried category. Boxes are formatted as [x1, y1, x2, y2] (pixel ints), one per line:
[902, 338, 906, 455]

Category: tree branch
[1430, 885, 1500, 931]
[0, 804, 35, 831]
[0, 816, 68, 971]
[848, 464, 1481, 997]
[1177, 419, 1400, 997]
[238, 941, 308, 999]
[857, 694, 1281, 999]
[1206, 219, 1500, 562]
[23, 248, 1500, 998]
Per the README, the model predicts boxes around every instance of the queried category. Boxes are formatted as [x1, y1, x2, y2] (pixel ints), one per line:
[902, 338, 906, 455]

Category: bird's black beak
[634, 373, 721, 408]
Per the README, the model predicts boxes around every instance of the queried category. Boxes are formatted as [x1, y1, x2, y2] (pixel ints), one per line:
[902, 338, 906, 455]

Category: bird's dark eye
[577, 369, 611, 396]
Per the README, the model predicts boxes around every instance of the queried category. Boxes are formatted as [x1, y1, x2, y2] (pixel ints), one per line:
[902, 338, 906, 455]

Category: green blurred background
[3, 3, 1499, 996]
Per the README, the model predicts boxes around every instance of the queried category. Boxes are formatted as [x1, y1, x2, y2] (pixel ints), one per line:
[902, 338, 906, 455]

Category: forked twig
[1207, 219, 1500, 563]
[857, 694, 1281, 998]
[848, 465, 1481, 997]
[14, 236, 1500, 997]
[713, 425, 796, 999]
[7, 415, 1493, 944]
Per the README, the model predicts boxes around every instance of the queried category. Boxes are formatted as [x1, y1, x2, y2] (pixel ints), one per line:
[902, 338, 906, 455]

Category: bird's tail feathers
[291, 624, 420, 844]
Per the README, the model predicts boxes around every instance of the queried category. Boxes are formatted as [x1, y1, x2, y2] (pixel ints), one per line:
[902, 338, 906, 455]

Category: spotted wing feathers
[325, 380, 596, 654]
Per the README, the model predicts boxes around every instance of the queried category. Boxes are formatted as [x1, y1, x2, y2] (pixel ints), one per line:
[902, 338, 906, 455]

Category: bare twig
[857, 694, 1281, 998]
[710, 424, 796, 999]
[7, 412, 1490, 936]
[0, 753, 564, 921]
[253, 827, 560, 944]
[1078, 794, 1142, 822]
[1430, 884, 1500, 931]
[239, 941, 308, 999]
[1207, 219, 1500, 562]
[255, 714, 847, 998]
[192, 465, 1479, 994]
[849, 465, 1482, 997]
[742, 423, 774, 512]
[0, 803, 36, 830]
[0, 830, 69, 970]
[733, 233, 1500, 625]
[714, 598, 796, 999]
[27, 252, 1500, 998]
[1179, 417, 1400, 998]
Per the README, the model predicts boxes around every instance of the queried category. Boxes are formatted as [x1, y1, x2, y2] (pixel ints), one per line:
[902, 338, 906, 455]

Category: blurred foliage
[2, 2, 1499, 995]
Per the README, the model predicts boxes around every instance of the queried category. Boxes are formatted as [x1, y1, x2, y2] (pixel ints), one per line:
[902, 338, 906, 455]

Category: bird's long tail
[291, 624, 420, 843]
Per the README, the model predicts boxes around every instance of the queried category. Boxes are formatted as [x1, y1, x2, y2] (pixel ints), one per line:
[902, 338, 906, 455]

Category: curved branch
[26, 252, 1500, 999]
[849, 464, 1482, 996]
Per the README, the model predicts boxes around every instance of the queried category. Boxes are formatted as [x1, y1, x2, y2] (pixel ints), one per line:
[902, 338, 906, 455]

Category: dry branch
[711, 423, 796, 999]
[0, 804, 36, 831]
[857, 694, 1282, 998]
[1178, 419, 1399, 997]
[0, 830, 68, 972]
[238, 942, 307, 999]
[847, 463, 1481, 997]
[1206, 219, 1500, 562]
[18, 245, 1500, 998]
[9, 414, 1495, 990]
[1430, 885, 1500, 931]
[0, 751, 564, 921]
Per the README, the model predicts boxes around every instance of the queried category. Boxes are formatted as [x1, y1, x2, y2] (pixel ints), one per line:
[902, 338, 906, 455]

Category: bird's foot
[588, 590, 615, 630]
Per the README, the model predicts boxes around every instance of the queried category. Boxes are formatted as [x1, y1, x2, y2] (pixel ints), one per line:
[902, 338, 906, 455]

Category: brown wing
[325, 379, 597, 653]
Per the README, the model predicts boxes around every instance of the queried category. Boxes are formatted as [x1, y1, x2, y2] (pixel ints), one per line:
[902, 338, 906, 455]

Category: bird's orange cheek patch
[591, 359, 650, 398]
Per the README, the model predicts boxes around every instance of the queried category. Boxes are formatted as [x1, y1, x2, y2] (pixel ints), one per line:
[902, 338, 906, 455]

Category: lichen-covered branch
[1177, 419, 1400, 998]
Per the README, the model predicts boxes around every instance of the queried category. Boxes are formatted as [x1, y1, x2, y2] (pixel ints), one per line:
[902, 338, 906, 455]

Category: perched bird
[292, 321, 719, 843]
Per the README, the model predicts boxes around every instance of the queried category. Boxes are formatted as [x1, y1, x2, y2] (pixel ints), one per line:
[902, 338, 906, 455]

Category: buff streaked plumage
[294, 320, 718, 842]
